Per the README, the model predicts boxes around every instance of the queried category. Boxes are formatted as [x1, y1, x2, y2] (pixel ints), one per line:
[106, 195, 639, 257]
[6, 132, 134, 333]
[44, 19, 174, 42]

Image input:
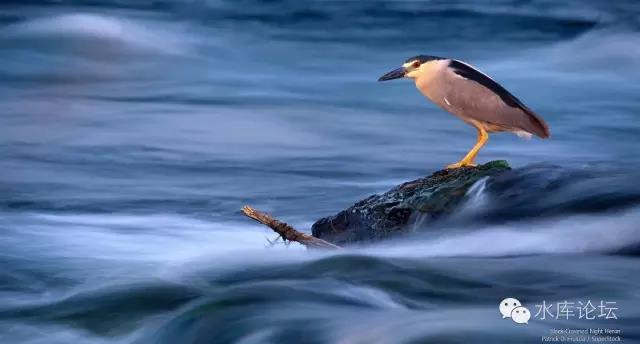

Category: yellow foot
[446, 161, 477, 169]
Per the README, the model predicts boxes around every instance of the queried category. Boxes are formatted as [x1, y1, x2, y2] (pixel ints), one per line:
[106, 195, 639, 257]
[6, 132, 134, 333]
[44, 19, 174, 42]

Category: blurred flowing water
[1, 1, 640, 343]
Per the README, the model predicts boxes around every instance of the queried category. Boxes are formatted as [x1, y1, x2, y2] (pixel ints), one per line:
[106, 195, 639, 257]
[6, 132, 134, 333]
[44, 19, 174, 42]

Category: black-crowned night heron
[379, 55, 550, 169]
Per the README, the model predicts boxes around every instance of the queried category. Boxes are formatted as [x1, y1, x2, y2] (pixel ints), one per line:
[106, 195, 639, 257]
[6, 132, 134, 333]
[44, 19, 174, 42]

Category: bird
[378, 55, 550, 169]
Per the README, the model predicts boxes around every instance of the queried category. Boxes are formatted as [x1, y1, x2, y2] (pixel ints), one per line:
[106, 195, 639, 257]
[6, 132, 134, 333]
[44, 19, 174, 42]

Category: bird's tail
[523, 108, 551, 139]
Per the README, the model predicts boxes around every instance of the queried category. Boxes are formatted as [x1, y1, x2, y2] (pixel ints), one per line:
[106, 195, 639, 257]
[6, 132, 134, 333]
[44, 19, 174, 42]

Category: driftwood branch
[241, 205, 340, 249]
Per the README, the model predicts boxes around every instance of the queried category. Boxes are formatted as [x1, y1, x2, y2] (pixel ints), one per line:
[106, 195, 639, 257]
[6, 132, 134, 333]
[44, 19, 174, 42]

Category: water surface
[1, 1, 640, 343]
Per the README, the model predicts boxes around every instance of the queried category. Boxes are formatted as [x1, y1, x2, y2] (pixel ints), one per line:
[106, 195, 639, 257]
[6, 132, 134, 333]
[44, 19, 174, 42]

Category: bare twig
[241, 205, 341, 249]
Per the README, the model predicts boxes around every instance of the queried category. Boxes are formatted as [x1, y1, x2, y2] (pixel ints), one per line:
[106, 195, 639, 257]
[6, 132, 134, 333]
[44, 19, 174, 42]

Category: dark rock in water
[312, 160, 510, 245]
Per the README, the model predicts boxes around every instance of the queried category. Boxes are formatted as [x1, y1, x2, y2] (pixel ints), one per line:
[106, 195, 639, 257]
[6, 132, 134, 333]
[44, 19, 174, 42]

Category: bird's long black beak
[378, 67, 406, 81]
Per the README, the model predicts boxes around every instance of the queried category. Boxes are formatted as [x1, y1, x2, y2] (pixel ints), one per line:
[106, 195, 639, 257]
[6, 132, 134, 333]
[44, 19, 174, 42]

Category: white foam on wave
[545, 30, 640, 69]
[364, 206, 640, 258]
[487, 29, 640, 81]
[1, 207, 636, 344]
[0, 211, 327, 310]
[6, 204, 639, 269]
[4, 212, 304, 263]
[0, 13, 193, 55]
[0, 211, 315, 289]
[3, 204, 638, 289]
[457, 176, 490, 214]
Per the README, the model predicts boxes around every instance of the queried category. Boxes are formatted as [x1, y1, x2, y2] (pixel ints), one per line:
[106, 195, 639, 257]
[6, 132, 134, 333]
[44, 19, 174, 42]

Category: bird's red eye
[412, 61, 421, 68]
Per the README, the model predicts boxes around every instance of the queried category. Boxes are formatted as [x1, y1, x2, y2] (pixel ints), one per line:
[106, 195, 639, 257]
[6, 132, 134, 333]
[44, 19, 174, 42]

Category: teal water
[1, 1, 640, 343]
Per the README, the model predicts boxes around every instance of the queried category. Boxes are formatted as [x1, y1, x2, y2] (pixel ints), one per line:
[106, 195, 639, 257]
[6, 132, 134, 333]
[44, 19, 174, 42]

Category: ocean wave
[366, 206, 640, 258]
[2, 203, 639, 288]
[1, 208, 639, 343]
[541, 29, 640, 76]
[486, 28, 640, 82]
[0, 13, 193, 57]
[4, 162, 640, 260]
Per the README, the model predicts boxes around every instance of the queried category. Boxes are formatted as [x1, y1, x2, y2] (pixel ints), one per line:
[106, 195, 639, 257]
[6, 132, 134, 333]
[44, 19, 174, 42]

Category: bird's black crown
[405, 55, 445, 63]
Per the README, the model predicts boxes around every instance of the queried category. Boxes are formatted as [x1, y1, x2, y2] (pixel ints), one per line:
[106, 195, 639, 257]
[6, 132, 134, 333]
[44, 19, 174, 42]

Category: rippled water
[1, 1, 640, 343]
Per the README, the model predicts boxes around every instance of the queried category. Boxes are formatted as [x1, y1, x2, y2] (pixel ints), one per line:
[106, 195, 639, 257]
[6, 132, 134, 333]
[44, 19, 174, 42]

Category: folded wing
[447, 59, 550, 138]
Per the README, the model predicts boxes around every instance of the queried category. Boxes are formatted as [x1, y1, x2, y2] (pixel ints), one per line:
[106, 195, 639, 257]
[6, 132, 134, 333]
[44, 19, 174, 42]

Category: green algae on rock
[312, 160, 510, 245]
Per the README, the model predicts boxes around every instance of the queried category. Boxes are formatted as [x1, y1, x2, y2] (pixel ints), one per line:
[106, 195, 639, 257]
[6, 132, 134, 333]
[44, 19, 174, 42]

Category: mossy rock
[312, 160, 510, 245]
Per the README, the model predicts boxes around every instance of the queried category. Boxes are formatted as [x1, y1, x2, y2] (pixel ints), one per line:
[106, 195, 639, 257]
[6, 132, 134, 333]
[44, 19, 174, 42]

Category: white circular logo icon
[499, 298, 530, 325]
[511, 306, 531, 324]
[499, 297, 522, 318]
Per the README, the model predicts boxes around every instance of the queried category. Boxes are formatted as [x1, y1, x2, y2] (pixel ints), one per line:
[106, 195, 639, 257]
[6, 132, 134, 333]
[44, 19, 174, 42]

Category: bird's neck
[414, 74, 440, 101]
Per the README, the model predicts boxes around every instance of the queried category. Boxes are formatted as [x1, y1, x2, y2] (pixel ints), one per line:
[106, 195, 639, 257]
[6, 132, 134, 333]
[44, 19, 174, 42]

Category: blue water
[1, 1, 640, 343]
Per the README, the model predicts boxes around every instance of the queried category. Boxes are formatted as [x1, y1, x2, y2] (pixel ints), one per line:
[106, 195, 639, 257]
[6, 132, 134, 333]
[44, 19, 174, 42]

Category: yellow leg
[446, 126, 489, 169]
